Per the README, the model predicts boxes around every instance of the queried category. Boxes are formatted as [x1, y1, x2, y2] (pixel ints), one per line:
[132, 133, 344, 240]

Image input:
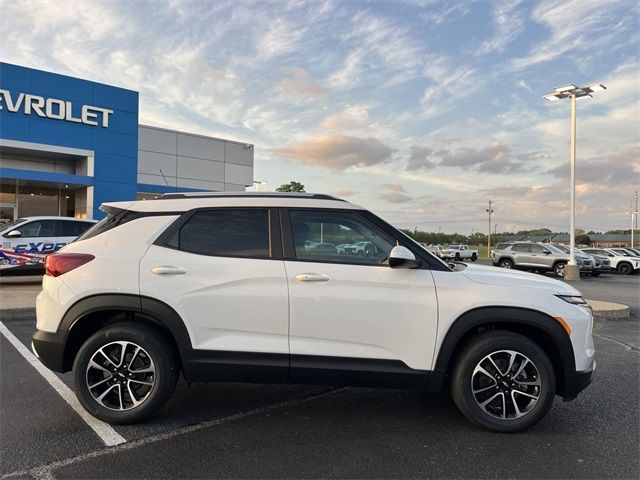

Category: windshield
[545, 244, 567, 254]
[0, 218, 26, 233]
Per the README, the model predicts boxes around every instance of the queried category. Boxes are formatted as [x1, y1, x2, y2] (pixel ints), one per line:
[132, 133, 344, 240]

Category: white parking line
[0, 321, 126, 447]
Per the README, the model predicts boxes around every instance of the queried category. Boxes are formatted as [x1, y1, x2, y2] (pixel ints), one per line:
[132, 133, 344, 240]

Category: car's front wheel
[73, 323, 179, 424]
[450, 330, 556, 432]
[617, 262, 633, 275]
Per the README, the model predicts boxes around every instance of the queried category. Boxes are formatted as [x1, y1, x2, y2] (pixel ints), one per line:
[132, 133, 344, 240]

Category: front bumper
[562, 360, 596, 401]
[32, 329, 66, 373]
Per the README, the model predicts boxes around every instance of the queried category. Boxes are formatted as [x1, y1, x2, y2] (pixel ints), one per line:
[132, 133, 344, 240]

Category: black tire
[498, 259, 513, 269]
[591, 271, 600, 277]
[455, 253, 461, 261]
[554, 262, 567, 277]
[617, 262, 633, 275]
[450, 330, 556, 433]
[471, 253, 477, 262]
[73, 322, 179, 425]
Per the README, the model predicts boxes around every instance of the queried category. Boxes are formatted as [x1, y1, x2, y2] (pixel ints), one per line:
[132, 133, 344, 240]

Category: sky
[1, 0, 638, 234]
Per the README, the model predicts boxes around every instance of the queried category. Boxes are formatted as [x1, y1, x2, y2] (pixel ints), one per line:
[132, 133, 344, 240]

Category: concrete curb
[586, 299, 630, 319]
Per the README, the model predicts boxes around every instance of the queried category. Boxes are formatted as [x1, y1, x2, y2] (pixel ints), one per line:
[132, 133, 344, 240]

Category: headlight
[556, 294, 588, 305]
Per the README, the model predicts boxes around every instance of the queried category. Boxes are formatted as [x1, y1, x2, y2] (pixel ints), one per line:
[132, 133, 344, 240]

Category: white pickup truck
[440, 244, 478, 261]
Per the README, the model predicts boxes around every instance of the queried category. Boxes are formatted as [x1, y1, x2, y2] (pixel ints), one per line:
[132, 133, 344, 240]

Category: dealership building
[0, 62, 254, 222]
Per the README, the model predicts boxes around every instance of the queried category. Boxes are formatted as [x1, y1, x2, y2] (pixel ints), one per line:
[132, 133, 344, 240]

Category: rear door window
[58, 220, 94, 237]
[177, 209, 270, 258]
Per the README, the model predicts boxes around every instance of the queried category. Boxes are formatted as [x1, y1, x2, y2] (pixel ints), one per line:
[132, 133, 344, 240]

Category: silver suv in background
[549, 243, 611, 276]
[492, 241, 593, 277]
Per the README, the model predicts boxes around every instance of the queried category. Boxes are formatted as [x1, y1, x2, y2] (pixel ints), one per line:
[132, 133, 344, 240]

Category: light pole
[543, 83, 606, 280]
[486, 200, 493, 259]
[627, 210, 639, 248]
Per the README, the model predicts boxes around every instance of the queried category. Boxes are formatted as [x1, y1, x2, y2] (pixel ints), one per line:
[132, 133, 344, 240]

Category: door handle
[295, 273, 330, 282]
[151, 266, 186, 275]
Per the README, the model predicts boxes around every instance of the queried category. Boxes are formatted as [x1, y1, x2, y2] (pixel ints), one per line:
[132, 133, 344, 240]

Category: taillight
[45, 253, 95, 277]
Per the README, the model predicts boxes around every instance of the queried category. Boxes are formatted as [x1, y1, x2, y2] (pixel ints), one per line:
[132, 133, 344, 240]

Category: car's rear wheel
[471, 253, 477, 261]
[554, 262, 567, 277]
[73, 323, 178, 424]
[498, 259, 513, 269]
[617, 262, 633, 275]
[450, 331, 555, 432]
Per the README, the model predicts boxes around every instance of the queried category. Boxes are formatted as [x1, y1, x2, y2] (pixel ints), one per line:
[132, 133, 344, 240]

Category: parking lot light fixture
[543, 83, 607, 280]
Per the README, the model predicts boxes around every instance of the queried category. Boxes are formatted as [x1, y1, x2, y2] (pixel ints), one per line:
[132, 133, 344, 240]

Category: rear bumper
[31, 329, 66, 373]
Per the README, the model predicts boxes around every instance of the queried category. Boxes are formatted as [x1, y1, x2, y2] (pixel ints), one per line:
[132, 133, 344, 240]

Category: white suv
[33, 193, 595, 432]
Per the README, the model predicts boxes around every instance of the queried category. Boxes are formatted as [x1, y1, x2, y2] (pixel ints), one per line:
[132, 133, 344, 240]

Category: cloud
[516, 79, 534, 94]
[547, 146, 640, 187]
[419, 2, 473, 26]
[382, 183, 407, 193]
[476, 0, 526, 55]
[380, 192, 413, 203]
[281, 67, 327, 99]
[322, 104, 370, 130]
[406, 145, 436, 171]
[421, 60, 481, 118]
[255, 19, 306, 58]
[330, 188, 356, 197]
[405, 140, 525, 174]
[439, 140, 525, 173]
[273, 134, 395, 172]
[511, 0, 637, 70]
[379, 182, 412, 203]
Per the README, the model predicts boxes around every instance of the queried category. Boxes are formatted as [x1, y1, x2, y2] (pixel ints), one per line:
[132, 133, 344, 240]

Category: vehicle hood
[461, 264, 581, 295]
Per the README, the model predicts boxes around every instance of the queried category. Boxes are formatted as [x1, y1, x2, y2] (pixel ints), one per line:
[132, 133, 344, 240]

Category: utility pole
[486, 200, 494, 259]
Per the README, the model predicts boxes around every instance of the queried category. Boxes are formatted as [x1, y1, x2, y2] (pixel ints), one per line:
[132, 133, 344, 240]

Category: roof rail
[158, 192, 346, 201]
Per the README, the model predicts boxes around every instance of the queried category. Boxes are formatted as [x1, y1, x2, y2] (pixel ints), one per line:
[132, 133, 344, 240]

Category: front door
[283, 209, 438, 388]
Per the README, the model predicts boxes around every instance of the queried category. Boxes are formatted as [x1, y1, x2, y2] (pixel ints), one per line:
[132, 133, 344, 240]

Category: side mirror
[389, 246, 421, 269]
[543, 250, 551, 255]
[5, 230, 21, 238]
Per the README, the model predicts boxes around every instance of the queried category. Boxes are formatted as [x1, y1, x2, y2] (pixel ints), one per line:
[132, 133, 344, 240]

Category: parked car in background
[625, 247, 640, 257]
[549, 244, 611, 276]
[440, 244, 478, 261]
[0, 216, 97, 274]
[581, 248, 640, 275]
[492, 241, 593, 277]
[342, 240, 375, 256]
[609, 248, 640, 259]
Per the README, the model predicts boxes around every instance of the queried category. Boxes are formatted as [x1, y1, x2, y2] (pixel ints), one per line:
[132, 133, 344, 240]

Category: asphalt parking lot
[1, 273, 638, 479]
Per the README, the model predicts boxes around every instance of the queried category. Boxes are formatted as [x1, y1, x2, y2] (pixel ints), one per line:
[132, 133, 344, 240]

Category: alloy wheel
[86, 341, 156, 411]
[471, 350, 541, 420]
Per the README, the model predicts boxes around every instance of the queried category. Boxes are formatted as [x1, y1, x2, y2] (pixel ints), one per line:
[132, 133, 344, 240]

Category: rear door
[282, 208, 438, 387]
[139, 208, 289, 381]
[512, 243, 532, 266]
